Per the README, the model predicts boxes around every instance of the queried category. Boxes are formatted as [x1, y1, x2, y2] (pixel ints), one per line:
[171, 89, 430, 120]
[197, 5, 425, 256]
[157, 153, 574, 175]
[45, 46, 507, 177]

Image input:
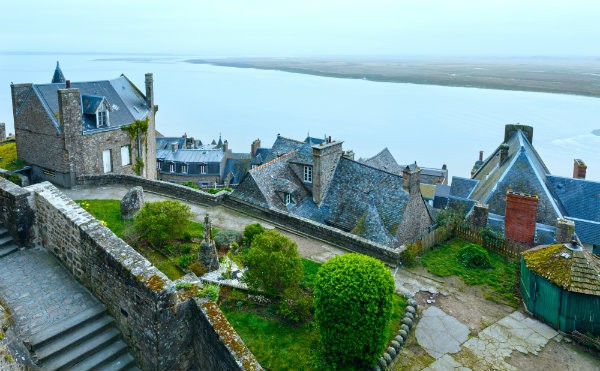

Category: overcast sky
[2, 1, 600, 57]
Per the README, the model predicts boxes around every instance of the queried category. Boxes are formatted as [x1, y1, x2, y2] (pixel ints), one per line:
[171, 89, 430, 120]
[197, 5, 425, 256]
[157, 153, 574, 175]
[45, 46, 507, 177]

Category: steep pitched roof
[51, 61, 65, 83]
[27, 75, 151, 133]
[450, 177, 479, 198]
[359, 148, 404, 174]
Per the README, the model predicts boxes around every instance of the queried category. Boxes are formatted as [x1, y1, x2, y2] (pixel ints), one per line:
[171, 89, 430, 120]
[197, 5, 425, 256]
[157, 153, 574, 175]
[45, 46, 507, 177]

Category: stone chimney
[402, 164, 421, 196]
[0, 123, 5, 142]
[251, 139, 261, 157]
[504, 191, 538, 246]
[499, 143, 509, 165]
[504, 124, 533, 144]
[312, 140, 344, 205]
[223, 140, 229, 153]
[58, 88, 83, 137]
[467, 202, 489, 228]
[555, 218, 575, 244]
[573, 159, 587, 179]
[145, 73, 154, 109]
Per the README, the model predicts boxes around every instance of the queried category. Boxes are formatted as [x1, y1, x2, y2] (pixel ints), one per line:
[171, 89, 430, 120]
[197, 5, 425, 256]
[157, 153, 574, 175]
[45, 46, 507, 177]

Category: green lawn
[75, 199, 199, 280]
[421, 238, 519, 307]
[221, 259, 406, 370]
[0, 142, 26, 171]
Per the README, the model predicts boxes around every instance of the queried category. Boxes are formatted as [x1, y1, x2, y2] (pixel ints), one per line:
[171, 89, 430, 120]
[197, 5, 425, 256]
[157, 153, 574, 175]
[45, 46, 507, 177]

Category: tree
[132, 200, 192, 248]
[242, 223, 265, 246]
[242, 230, 303, 299]
[314, 253, 394, 367]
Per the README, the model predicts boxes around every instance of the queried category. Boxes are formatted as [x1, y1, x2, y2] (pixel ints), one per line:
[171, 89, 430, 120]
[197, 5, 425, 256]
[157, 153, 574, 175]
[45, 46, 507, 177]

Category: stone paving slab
[415, 306, 470, 359]
[424, 354, 471, 371]
[0, 247, 100, 340]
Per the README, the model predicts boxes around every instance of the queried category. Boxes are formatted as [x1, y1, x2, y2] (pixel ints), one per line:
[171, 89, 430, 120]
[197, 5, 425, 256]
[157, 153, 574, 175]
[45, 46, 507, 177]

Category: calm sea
[1, 53, 599, 181]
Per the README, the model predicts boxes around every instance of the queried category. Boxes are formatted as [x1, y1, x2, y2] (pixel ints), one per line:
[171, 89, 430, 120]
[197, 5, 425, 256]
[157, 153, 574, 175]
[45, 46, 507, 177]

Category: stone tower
[198, 214, 219, 272]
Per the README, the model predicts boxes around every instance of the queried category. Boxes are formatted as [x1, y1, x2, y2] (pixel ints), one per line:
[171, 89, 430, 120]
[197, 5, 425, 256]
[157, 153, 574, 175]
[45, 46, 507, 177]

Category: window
[169, 163, 174, 172]
[120, 146, 131, 166]
[181, 163, 188, 173]
[97, 110, 109, 127]
[303, 166, 313, 183]
[284, 193, 293, 205]
[199, 164, 207, 174]
[102, 149, 112, 173]
[157, 160, 162, 170]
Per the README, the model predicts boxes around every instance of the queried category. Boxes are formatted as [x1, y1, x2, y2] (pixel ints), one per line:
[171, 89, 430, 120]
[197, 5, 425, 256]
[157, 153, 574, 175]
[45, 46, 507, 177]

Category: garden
[79, 198, 407, 370]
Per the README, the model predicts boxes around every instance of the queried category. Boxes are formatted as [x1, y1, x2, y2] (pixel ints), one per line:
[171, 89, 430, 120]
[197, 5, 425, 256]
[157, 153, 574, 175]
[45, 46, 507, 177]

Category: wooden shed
[520, 243, 600, 335]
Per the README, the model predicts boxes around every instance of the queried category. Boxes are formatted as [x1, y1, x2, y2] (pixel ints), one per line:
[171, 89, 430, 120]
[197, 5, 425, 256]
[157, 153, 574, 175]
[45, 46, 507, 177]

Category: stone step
[29, 304, 107, 350]
[0, 244, 18, 258]
[34, 315, 115, 363]
[69, 339, 128, 371]
[95, 352, 136, 371]
[0, 234, 14, 247]
[39, 327, 121, 371]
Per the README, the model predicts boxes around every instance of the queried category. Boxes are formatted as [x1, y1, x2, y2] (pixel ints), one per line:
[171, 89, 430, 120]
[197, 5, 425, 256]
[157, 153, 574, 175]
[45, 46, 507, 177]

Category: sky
[2, 0, 600, 57]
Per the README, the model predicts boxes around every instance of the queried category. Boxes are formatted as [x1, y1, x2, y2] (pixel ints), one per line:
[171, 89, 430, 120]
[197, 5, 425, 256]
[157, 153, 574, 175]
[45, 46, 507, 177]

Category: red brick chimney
[479, 151, 484, 162]
[504, 191, 538, 246]
[573, 159, 587, 179]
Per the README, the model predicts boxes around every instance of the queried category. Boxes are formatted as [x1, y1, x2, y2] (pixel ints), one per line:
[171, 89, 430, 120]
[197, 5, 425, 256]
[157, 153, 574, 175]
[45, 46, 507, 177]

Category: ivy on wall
[122, 118, 149, 176]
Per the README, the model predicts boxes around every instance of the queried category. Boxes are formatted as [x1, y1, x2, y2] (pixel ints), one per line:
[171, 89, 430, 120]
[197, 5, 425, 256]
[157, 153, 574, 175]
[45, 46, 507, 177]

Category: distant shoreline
[187, 58, 600, 99]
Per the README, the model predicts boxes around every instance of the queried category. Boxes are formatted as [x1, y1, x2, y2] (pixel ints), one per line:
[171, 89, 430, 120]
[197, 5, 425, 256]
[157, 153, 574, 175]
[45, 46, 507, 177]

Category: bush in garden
[242, 230, 303, 300]
[132, 200, 192, 248]
[214, 229, 242, 248]
[189, 261, 207, 276]
[276, 288, 314, 323]
[456, 243, 492, 269]
[176, 254, 194, 269]
[242, 223, 265, 246]
[314, 253, 394, 367]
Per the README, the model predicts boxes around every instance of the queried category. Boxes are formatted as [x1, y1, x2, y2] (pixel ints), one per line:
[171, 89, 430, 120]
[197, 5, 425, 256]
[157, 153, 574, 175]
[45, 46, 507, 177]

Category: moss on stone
[145, 274, 166, 292]
[523, 244, 571, 288]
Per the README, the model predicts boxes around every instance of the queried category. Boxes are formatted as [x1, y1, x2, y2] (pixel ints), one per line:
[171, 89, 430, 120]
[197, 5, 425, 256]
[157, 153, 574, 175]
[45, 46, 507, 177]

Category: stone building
[156, 134, 251, 187]
[11, 62, 157, 187]
[233, 135, 435, 246]
[446, 124, 600, 250]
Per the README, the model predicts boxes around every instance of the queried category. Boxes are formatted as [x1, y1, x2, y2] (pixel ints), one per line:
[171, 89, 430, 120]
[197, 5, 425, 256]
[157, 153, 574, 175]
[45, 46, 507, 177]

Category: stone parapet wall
[76, 174, 401, 265]
[0, 177, 34, 246]
[6, 181, 258, 370]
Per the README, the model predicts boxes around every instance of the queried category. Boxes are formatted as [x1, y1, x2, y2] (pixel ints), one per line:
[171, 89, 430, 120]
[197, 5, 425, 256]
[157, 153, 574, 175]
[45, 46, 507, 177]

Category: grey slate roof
[160, 149, 224, 163]
[223, 158, 251, 184]
[28, 75, 151, 133]
[359, 148, 404, 174]
[156, 137, 185, 151]
[546, 176, 600, 222]
[449, 177, 479, 198]
[81, 95, 106, 115]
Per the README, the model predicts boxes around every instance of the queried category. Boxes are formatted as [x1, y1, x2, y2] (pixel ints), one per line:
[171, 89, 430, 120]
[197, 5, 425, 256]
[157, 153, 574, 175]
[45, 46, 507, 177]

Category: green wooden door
[534, 277, 561, 328]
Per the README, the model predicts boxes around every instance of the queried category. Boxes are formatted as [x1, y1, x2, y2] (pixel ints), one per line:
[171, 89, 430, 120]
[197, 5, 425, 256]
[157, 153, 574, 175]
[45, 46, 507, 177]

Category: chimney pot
[499, 144, 509, 164]
[66, 80, 71, 88]
[479, 150, 484, 162]
[573, 159, 587, 179]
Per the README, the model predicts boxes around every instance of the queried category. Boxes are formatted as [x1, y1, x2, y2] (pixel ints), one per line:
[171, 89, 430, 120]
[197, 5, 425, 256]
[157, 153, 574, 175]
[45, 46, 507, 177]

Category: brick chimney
[555, 218, 575, 244]
[312, 140, 344, 205]
[499, 143, 509, 165]
[504, 191, 538, 246]
[251, 139, 261, 157]
[402, 164, 421, 196]
[573, 159, 587, 179]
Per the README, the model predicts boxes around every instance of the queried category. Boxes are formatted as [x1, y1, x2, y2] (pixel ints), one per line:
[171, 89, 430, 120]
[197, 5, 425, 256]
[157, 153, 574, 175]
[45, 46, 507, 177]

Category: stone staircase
[0, 222, 18, 257]
[27, 303, 140, 371]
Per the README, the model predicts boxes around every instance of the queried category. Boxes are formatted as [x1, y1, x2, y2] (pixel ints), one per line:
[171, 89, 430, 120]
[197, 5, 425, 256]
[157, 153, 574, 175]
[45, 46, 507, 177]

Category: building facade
[11, 62, 157, 187]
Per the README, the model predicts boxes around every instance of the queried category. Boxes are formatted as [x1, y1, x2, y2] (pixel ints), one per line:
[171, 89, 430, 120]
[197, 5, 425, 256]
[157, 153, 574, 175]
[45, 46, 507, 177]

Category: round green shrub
[314, 253, 394, 367]
[242, 223, 265, 246]
[132, 200, 192, 248]
[456, 244, 492, 269]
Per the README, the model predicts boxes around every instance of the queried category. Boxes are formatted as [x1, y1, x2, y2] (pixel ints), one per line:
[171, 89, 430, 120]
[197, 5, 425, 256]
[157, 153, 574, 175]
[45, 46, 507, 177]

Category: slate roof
[160, 149, 224, 163]
[223, 158, 251, 185]
[359, 148, 404, 174]
[156, 137, 185, 151]
[524, 244, 600, 296]
[26, 75, 150, 133]
[448, 127, 600, 246]
[81, 95, 107, 115]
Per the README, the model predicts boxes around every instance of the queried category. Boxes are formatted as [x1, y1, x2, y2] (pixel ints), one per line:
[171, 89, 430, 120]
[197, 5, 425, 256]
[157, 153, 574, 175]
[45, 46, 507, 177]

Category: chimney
[499, 143, 509, 165]
[171, 143, 176, 152]
[467, 202, 489, 228]
[504, 191, 538, 246]
[65, 80, 71, 88]
[58, 87, 82, 137]
[573, 159, 587, 179]
[402, 165, 421, 196]
[251, 139, 261, 157]
[145, 73, 154, 109]
[223, 140, 229, 153]
[312, 140, 344, 204]
[555, 218, 575, 244]
[479, 151, 484, 162]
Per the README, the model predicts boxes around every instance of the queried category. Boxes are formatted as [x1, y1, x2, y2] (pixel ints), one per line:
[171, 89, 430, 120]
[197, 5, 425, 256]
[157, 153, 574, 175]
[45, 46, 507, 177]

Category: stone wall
[0, 177, 34, 246]
[10, 181, 259, 370]
[0, 122, 5, 141]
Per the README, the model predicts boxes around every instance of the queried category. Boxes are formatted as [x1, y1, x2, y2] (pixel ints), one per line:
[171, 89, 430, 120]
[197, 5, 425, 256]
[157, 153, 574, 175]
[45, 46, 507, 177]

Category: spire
[217, 133, 223, 148]
[52, 61, 66, 84]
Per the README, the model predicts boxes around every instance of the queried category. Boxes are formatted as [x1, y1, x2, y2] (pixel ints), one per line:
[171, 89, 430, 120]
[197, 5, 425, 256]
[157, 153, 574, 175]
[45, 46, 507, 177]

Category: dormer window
[181, 163, 188, 174]
[199, 164, 207, 174]
[284, 193, 293, 205]
[303, 166, 313, 183]
[97, 110, 109, 127]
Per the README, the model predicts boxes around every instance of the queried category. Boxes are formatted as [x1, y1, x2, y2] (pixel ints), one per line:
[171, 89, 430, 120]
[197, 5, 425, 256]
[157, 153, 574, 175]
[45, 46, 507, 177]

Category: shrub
[400, 243, 419, 267]
[176, 254, 194, 268]
[189, 261, 207, 276]
[179, 244, 193, 254]
[276, 288, 314, 323]
[214, 229, 242, 248]
[314, 253, 394, 367]
[456, 244, 492, 269]
[480, 226, 505, 246]
[198, 283, 221, 302]
[132, 200, 192, 248]
[242, 223, 266, 246]
[242, 230, 303, 299]
[182, 181, 199, 189]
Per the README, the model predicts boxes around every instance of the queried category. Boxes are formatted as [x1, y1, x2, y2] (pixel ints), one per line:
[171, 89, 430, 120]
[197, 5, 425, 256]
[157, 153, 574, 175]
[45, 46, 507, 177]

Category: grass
[0, 142, 26, 171]
[75, 199, 206, 280]
[421, 238, 519, 307]
[220, 259, 407, 370]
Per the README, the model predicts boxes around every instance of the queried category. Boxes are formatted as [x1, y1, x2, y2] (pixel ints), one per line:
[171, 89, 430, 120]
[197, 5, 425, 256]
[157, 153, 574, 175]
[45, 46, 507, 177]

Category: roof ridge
[249, 149, 298, 173]
[277, 135, 304, 144]
[340, 156, 403, 179]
